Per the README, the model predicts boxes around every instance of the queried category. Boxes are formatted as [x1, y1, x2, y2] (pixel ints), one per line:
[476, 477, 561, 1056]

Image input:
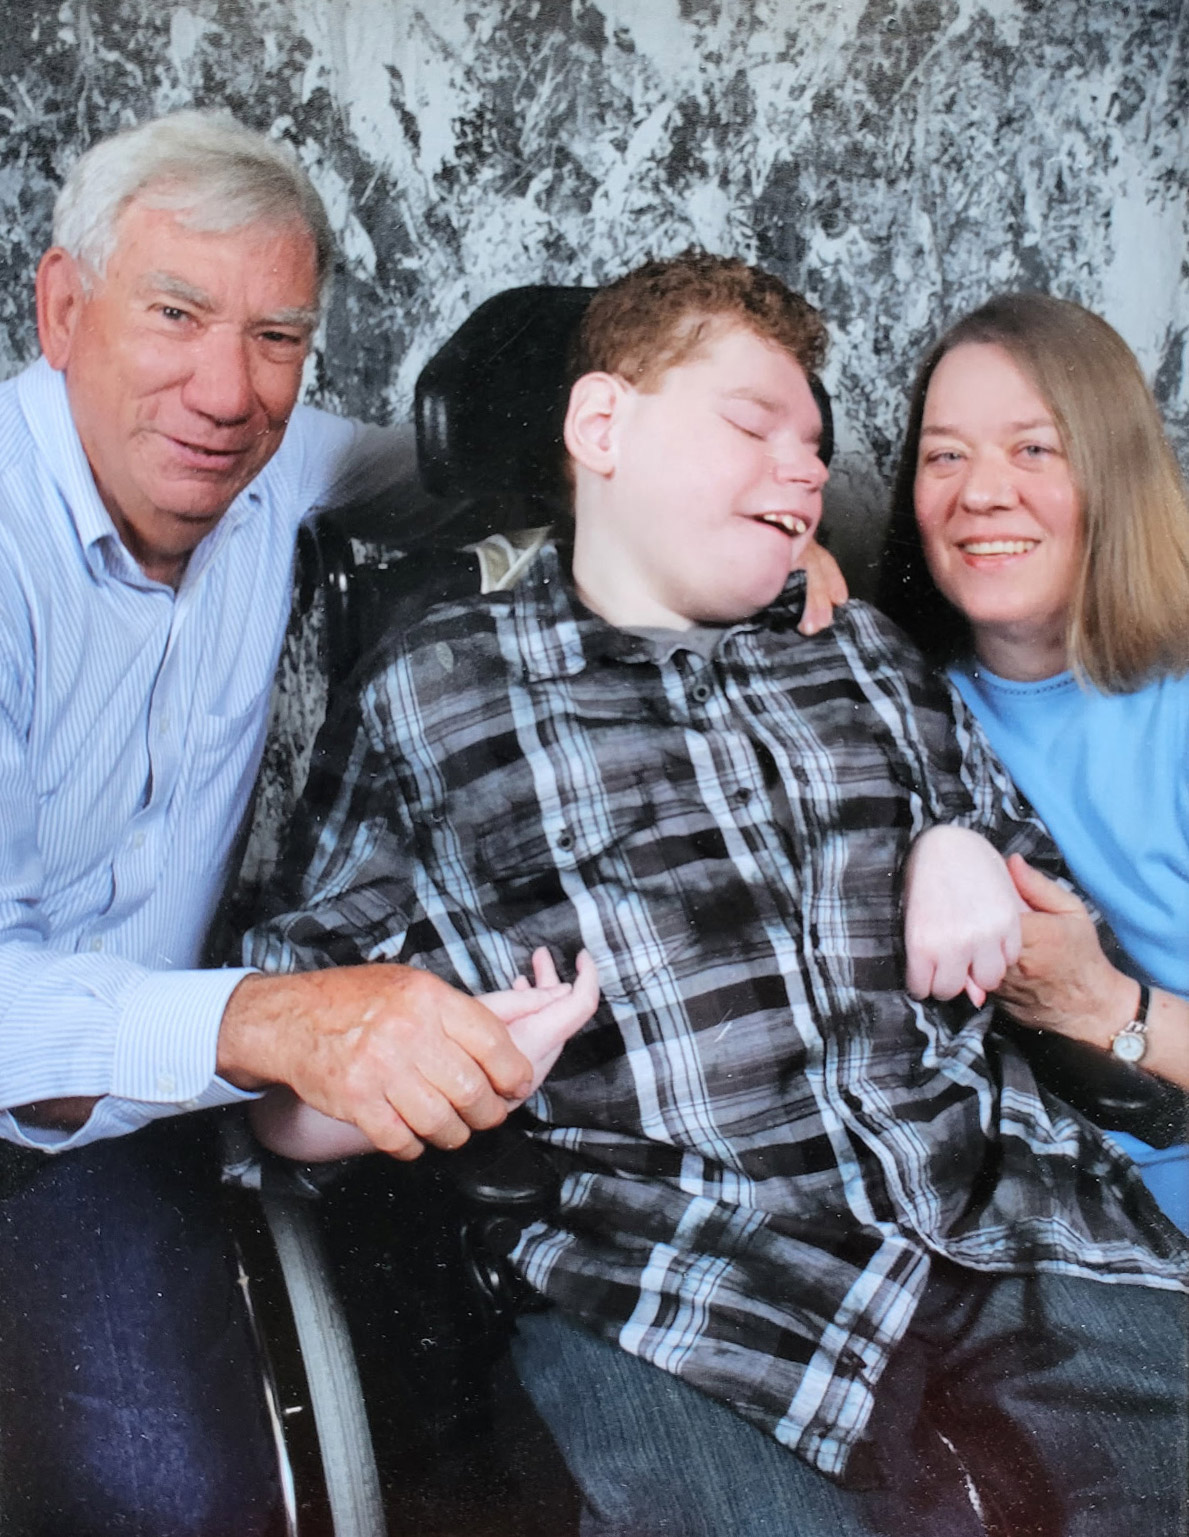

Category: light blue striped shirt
[0, 357, 409, 1150]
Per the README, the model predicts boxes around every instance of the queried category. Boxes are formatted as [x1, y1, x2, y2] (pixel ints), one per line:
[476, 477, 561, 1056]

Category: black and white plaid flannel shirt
[245, 540, 1187, 1478]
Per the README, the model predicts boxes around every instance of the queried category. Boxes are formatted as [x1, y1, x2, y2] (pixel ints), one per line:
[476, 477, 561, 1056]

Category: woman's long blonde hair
[880, 293, 1189, 691]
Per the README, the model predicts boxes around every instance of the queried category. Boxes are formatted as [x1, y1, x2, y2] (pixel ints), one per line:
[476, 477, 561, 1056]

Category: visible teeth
[961, 540, 1037, 555]
[759, 513, 807, 534]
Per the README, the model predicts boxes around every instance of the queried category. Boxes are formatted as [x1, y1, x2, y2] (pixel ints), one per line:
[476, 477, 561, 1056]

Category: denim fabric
[0, 1118, 283, 1537]
[513, 1263, 1189, 1537]
[510, 1307, 894, 1537]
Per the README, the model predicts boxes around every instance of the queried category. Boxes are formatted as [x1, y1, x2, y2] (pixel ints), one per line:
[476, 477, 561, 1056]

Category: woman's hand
[993, 856, 1132, 1046]
[793, 539, 848, 636]
[997, 856, 1189, 1090]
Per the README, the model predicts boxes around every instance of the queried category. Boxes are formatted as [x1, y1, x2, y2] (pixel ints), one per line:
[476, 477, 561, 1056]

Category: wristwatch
[1109, 983, 1152, 1065]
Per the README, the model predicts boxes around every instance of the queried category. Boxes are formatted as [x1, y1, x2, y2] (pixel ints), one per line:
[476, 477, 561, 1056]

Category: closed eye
[722, 412, 767, 440]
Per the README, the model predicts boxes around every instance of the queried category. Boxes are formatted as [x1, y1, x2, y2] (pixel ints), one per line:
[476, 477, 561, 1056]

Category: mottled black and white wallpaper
[0, 0, 1185, 580]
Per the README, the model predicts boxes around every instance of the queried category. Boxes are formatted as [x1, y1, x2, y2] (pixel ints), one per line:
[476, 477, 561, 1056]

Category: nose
[180, 327, 256, 424]
[959, 450, 1017, 513]
[770, 439, 829, 490]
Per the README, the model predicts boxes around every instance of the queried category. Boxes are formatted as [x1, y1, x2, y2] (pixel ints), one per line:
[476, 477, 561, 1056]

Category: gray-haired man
[0, 111, 539, 1533]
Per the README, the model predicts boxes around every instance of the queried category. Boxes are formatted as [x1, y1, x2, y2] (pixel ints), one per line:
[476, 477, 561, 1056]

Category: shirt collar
[16, 355, 256, 589]
[511, 539, 810, 683]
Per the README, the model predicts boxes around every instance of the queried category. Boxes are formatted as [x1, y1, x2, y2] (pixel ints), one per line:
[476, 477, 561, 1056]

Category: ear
[564, 372, 631, 479]
[36, 247, 88, 370]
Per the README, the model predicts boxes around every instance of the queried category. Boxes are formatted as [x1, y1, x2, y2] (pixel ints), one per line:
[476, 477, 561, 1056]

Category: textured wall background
[0, 0, 1185, 582]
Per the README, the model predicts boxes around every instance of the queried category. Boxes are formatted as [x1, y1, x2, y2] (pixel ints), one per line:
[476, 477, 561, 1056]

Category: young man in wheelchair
[244, 253, 1188, 1536]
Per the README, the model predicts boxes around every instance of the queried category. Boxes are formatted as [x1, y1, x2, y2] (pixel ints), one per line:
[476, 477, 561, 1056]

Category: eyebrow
[721, 388, 780, 411]
[140, 271, 319, 331]
[920, 417, 1058, 437]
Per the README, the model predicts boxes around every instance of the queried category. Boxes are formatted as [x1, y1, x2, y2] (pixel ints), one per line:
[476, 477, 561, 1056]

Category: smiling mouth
[163, 436, 252, 470]
[755, 512, 810, 536]
[959, 539, 1038, 556]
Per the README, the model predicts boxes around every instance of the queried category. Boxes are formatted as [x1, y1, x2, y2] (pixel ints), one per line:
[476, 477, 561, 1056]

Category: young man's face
[571, 322, 828, 629]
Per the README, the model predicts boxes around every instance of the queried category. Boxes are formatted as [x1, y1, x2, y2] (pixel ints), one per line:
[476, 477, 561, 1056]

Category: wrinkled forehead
[99, 183, 322, 298]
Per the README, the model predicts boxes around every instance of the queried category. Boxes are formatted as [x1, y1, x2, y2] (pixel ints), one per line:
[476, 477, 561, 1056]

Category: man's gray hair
[52, 110, 334, 297]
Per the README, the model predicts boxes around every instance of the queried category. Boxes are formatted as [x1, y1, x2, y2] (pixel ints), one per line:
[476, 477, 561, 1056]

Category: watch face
[1111, 1030, 1147, 1065]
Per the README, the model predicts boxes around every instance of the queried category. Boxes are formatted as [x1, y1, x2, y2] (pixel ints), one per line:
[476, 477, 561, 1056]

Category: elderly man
[0, 111, 543, 1535]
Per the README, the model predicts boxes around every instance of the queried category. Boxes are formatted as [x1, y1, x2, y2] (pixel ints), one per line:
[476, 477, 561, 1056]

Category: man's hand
[994, 855, 1135, 1046]
[793, 538, 848, 636]
[903, 825, 1024, 1006]
[247, 951, 599, 1162]
[220, 965, 535, 1161]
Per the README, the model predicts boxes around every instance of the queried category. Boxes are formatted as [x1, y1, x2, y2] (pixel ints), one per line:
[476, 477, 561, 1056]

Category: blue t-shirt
[949, 665, 1188, 997]
[950, 662, 1189, 1227]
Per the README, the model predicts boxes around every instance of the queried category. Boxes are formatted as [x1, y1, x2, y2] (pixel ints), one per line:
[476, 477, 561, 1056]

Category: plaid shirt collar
[512, 538, 811, 682]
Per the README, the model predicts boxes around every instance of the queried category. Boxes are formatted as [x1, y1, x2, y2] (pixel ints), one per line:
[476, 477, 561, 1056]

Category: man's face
[38, 200, 320, 584]
[571, 323, 828, 629]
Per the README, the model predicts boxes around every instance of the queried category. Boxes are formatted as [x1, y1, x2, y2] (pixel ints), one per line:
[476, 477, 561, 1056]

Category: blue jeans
[0, 1117, 283, 1537]
[511, 1261, 1189, 1536]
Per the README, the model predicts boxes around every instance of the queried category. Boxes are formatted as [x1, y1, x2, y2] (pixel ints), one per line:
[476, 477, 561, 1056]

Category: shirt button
[690, 681, 711, 704]
[156, 1074, 177, 1097]
[732, 787, 753, 807]
[131, 831, 145, 849]
[157, 714, 171, 736]
[555, 829, 574, 851]
[89, 936, 104, 952]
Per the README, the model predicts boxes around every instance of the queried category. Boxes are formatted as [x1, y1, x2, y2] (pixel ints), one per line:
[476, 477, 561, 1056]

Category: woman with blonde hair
[879, 291, 1189, 1228]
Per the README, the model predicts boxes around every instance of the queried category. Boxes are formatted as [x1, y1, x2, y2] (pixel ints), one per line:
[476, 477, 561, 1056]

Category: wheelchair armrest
[433, 1121, 560, 1262]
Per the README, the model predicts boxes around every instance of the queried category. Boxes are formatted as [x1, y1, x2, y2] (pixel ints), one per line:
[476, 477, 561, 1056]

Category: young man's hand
[903, 825, 1024, 1006]
[793, 538, 848, 635]
[484, 947, 599, 1102]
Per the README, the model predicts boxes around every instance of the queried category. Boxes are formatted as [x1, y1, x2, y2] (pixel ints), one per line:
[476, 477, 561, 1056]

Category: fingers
[1007, 855, 1084, 916]
[481, 980, 571, 1022]
[794, 539, 848, 636]
[416, 976, 534, 1102]
[531, 946, 562, 988]
[907, 926, 1018, 1003]
[506, 950, 601, 1100]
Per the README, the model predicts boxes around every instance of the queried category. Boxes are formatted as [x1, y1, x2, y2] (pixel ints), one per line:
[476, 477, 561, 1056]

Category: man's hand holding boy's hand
[903, 825, 1024, 1006]
[247, 951, 599, 1162]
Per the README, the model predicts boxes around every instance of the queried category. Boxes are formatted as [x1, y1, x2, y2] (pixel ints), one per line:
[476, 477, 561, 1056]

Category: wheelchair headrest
[415, 285, 835, 505]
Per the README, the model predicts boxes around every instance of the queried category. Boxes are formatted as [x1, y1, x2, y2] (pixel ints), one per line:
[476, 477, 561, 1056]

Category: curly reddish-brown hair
[570, 249, 827, 389]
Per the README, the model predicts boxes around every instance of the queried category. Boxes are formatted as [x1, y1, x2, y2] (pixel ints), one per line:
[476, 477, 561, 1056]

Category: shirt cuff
[111, 965, 259, 1104]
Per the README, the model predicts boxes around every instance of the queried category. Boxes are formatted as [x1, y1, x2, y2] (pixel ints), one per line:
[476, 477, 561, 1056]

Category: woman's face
[913, 342, 1082, 679]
